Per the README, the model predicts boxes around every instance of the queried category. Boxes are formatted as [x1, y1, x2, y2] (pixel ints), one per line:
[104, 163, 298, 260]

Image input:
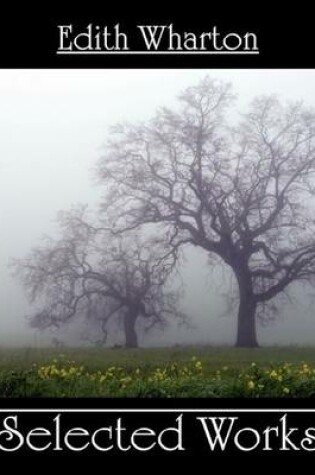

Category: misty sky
[1, 69, 315, 347]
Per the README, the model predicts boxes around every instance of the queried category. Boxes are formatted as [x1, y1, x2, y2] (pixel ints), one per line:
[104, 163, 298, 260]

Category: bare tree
[97, 77, 315, 347]
[13, 207, 184, 348]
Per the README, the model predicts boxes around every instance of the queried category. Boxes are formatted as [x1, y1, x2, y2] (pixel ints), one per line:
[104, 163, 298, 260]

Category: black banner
[1, 400, 315, 456]
[0, 9, 313, 68]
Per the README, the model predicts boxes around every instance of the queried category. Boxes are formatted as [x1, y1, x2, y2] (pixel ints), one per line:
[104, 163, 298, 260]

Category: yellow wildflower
[195, 361, 202, 370]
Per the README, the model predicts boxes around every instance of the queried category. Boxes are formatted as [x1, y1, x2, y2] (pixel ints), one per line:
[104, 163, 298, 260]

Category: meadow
[1, 346, 315, 397]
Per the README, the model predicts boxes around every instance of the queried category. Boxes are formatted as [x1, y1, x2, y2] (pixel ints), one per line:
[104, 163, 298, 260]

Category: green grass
[1, 346, 315, 397]
[1, 346, 315, 372]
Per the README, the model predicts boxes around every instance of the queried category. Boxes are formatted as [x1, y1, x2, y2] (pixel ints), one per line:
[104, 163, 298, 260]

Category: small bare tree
[97, 77, 315, 347]
[13, 207, 183, 348]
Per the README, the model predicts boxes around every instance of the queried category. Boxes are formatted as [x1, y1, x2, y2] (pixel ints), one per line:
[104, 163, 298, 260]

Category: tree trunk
[235, 271, 258, 348]
[124, 310, 138, 348]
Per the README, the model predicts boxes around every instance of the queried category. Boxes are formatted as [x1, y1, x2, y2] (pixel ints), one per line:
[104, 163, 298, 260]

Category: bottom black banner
[1, 400, 315, 456]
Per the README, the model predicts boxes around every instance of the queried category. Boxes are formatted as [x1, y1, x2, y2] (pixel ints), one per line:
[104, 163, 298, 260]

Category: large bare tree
[97, 77, 315, 347]
[13, 207, 183, 348]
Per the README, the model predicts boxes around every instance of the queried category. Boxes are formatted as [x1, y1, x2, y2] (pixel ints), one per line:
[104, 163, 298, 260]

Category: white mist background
[1, 69, 315, 346]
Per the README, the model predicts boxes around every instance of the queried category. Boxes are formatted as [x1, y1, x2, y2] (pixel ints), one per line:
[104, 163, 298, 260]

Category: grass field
[2, 346, 315, 371]
[1, 346, 315, 397]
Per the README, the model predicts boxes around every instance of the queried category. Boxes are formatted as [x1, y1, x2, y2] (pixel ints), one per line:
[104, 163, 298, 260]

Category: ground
[1, 346, 315, 371]
[1, 346, 315, 397]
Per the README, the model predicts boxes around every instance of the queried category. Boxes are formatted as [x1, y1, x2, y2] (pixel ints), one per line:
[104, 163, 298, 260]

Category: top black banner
[1, 10, 314, 68]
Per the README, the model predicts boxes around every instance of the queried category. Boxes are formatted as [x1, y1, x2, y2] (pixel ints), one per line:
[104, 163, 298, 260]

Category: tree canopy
[96, 77, 315, 346]
[14, 207, 184, 347]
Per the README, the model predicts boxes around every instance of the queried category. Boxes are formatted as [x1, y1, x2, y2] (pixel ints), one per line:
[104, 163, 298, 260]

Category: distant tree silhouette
[13, 207, 184, 348]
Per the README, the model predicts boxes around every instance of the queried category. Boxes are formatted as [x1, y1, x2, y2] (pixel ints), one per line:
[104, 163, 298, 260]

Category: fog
[1, 69, 315, 347]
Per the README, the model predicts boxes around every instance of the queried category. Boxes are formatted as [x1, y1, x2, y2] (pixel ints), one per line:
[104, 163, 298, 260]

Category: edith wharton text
[57, 24, 259, 53]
